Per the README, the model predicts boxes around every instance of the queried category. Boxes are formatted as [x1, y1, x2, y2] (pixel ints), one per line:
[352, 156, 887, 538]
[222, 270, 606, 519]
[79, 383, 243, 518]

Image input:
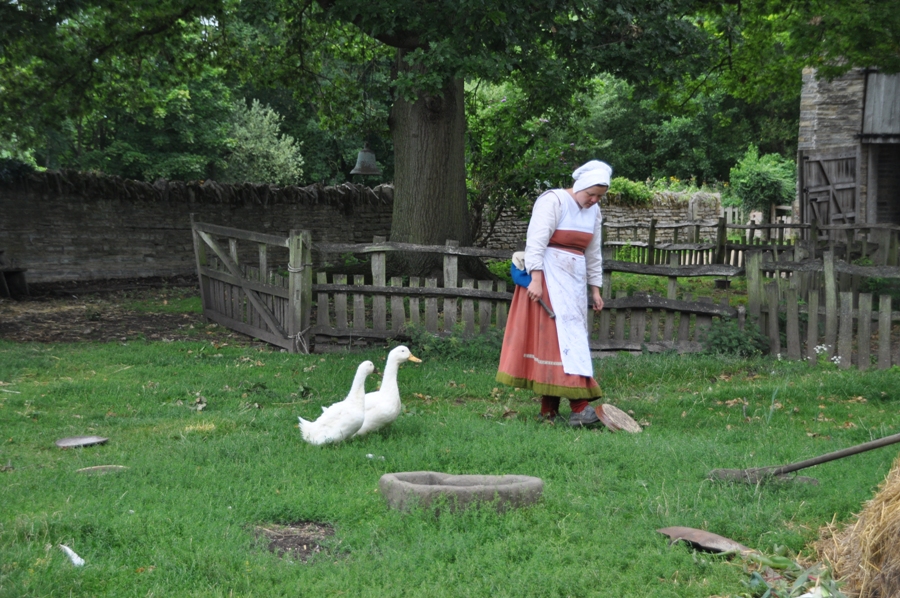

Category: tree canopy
[3, 0, 898, 266]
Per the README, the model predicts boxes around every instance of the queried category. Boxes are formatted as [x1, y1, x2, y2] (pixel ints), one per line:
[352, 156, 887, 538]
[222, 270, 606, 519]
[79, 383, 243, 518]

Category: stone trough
[379, 471, 543, 513]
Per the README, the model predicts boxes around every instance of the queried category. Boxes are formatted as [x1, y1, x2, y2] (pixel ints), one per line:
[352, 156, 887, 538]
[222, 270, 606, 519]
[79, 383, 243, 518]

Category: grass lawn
[2, 288, 899, 596]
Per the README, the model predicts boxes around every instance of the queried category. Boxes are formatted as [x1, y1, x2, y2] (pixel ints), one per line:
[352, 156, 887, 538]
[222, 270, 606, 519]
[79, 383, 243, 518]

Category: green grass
[1, 337, 899, 597]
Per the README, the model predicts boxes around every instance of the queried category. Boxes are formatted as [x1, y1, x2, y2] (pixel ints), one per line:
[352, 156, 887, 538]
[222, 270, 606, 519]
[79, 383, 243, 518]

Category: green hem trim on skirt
[495, 372, 602, 400]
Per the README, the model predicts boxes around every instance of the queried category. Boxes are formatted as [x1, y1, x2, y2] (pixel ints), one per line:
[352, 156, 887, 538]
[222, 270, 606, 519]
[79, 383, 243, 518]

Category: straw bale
[815, 455, 900, 597]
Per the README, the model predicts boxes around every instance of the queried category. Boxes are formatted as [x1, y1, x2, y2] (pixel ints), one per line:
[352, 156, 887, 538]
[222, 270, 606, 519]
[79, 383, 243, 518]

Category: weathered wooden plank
[409, 277, 421, 328]
[824, 252, 838, 355]
[443, 241, 459, 331]
[496, 281, 508, 329]
[649, 308, 660, 343]
[478, 280, 493, 334]
[766, 282, 781, 356]
[677, 293, 692, 343]
[590, 339, 704, 354]
[192, 220, 290, 247]
[598, 249, 613, 343]
[695, 297, 713, 341]
[603, 260, 742, 278]
[314, 240, 511, 260]
[390, 276, 405, 333]
[806, 289, 820, 365]
[604, 293, 737, 317]
[288, 229, 313, 353]
[614, 290, 627, 342]
[837, 291, 853, 370]
[786, 286, 801, 360]
[334, 274, 348, 331]
[203, 304, 283, 349]
[878, 295, 893, 369]
[310, 282, 513, 301]
[371, 238, 387, 333]
[629, 295, 647, 343]
[317, 272, 331, 328]
[857, 293, 873, 371]
[353, 274, 366, 331]
[425, 278, 439, 333]
[746, 252, 762, 322]
[462, 279, 475, 337]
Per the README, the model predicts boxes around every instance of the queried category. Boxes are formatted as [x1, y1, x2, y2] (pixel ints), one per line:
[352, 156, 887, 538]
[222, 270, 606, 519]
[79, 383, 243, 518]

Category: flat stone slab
[379, 471, 543, 513]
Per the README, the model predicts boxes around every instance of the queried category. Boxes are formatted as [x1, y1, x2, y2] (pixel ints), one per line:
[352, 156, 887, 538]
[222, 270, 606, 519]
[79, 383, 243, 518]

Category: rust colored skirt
[496, 285, 601, 399]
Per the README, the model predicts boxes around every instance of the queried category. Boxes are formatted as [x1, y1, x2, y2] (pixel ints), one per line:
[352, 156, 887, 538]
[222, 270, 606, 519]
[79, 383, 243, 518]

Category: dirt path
[0, 276, 259, 346]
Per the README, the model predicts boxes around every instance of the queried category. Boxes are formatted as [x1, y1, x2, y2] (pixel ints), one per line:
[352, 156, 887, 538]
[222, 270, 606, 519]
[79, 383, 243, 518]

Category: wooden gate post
[190, 214, 211, 318]
[823, 250, 838, 356]
[288, 229, 312, 353]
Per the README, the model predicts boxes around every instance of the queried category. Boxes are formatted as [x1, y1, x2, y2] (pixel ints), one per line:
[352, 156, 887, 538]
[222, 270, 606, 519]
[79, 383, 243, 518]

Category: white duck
[353, 345, 421, 437]
[298, 360, 375, 445]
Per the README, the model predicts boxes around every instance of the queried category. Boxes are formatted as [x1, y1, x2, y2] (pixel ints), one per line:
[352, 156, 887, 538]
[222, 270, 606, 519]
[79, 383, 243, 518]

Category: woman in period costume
[496, 160, 610, 426]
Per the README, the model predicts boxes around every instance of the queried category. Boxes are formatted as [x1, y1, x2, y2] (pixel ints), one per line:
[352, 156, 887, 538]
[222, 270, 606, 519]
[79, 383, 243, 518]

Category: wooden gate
[800, 150, 858, 240]
[191, 216, 312, 353]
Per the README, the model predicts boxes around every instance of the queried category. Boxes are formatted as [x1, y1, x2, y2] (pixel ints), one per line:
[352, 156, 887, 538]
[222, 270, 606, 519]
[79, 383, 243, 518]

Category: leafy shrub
[486, 259, 514, 287]
[223, 99, 304, 186]
[702, 317, 769, 357]
[607, 177, 654, 206]
[728, 145, 795, 219]
[406, 323, 504, 362]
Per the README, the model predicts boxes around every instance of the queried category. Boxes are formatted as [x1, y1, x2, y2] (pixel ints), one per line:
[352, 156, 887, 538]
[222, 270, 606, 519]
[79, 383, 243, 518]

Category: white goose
[353, 345, 421, 437]
[298, 360, 375, 445]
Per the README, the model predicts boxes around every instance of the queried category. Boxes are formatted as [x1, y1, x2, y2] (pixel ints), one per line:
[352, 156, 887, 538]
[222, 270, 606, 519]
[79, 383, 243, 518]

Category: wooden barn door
[800, 150, 858, 241]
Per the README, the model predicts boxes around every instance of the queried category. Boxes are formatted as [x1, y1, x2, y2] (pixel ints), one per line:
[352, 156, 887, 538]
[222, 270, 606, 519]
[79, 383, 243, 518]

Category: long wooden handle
[761, 431, 900, 476]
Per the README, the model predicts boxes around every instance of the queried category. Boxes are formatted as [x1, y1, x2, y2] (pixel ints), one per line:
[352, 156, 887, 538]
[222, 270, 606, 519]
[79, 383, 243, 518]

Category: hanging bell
[350, 143, 382, 176]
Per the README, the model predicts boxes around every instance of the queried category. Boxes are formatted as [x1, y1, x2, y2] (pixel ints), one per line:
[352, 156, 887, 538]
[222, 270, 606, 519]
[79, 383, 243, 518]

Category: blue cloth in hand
[511, 262, 532, 288]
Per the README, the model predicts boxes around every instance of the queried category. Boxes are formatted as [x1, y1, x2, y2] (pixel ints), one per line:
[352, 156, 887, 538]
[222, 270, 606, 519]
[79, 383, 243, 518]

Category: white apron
[542, 192, 596, 377]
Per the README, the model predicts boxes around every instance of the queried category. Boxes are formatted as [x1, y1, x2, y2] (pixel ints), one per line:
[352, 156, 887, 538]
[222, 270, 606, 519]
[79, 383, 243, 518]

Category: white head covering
[572, 160, 612, 193]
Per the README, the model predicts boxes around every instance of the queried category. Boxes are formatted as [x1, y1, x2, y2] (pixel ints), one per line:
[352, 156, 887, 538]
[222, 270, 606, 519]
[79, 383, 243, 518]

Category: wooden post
[316, 272, 331, 329]
[190, 214, 210, 317]
[334, 274, 348, 331]
[443, 240, 459, 332]
[808, 219, 818, 261]
[287, 229, 312, 353]
[857, 293, 872, 371]
[372, 236, 387, 333]
[664, 252, 678, 341]
[878, 296, 893, 369]
[390, 276, 405, 333]
[478, 280, 493, 334]
[497, 281, 508, 329]
[746, 251, 762, 322]
[425, 278, 439, 333]
[409, 277, 421, 328]
[353, 274, 366, 331]
[824, 251, 838, 356]
[806, 288, 820, 365]
[614, 289, 627, 342]
[785, 286, 801, 360]
[766, 282, 781, 356]
[462, 279, 475, 337]
[715, 216, 727, 264]
[647, 218, 657, 266]
[837, 291, 853, 369]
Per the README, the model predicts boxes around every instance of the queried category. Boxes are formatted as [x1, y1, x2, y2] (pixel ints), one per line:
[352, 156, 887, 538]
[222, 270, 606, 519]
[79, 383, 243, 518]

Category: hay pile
[816, 455, 900, 598]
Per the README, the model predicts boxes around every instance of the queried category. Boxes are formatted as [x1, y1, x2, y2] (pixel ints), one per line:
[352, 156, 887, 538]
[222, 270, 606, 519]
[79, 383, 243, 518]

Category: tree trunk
[389, 53, 470, 276]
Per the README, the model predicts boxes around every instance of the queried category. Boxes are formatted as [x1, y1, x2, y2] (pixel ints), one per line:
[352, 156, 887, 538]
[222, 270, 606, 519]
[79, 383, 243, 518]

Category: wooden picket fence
[191, 220, 900, 368]
[746, 250, 900, 370]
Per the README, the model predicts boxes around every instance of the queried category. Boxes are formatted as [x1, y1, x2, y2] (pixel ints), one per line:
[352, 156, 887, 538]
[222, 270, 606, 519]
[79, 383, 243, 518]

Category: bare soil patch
[253, 521, 336, 562]
[0, 276, 260, 346]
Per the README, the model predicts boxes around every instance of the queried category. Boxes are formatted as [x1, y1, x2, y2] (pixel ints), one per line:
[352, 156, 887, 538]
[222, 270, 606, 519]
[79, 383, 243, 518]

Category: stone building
[798, 67, 900, 240]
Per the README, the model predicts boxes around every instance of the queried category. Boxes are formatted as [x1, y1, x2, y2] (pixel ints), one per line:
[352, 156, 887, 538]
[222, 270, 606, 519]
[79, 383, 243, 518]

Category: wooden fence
[604, 218, 900, 272]
[745, 250, 900, 370]
[191, 220, 900, 368]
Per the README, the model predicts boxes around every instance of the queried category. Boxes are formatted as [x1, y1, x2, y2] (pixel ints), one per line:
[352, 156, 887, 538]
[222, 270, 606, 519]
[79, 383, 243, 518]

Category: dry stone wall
[478, 192, 722, 250]
[1, 169, 721, 283]
[1, 170, 394, 283]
